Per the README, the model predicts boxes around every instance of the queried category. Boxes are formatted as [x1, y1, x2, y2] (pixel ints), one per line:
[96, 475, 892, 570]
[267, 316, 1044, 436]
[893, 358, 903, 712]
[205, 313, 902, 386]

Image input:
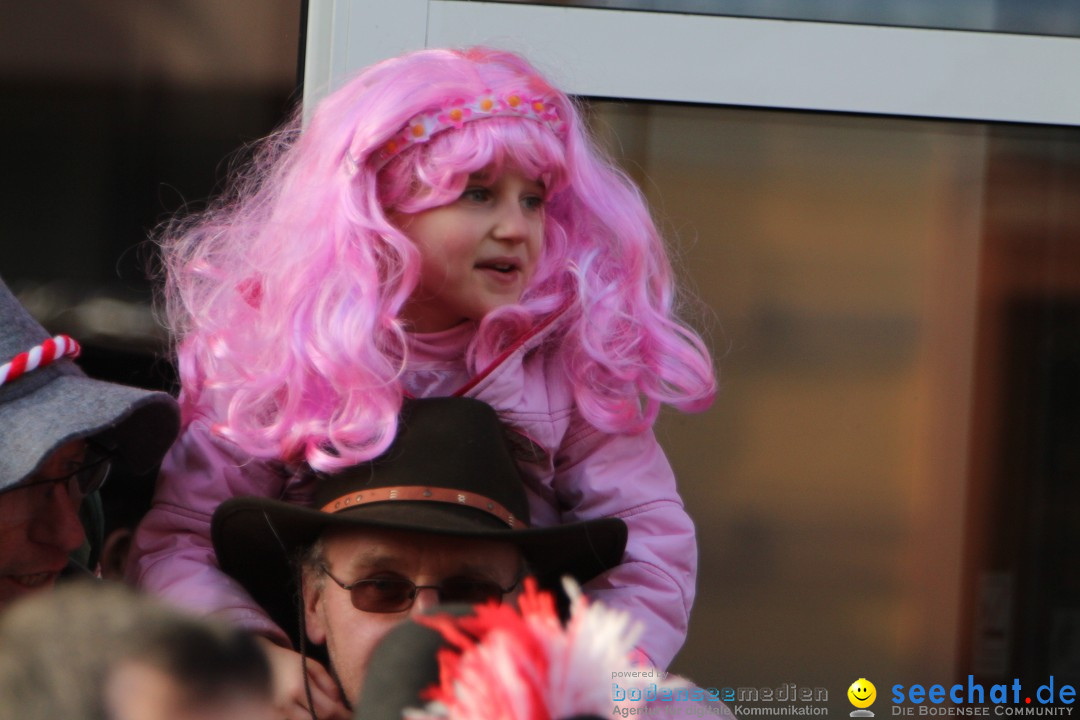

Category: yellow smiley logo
[848, 678, 877, 709]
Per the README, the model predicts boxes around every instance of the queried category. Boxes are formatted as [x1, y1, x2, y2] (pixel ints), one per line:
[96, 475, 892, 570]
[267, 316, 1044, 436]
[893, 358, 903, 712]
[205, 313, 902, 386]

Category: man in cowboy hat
[0, 274, 179, 611]
[212, 396, 627, 709]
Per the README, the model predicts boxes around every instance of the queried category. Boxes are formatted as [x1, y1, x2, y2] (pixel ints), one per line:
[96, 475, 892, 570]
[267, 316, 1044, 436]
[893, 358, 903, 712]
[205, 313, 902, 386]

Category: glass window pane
[487, 0, 1080, 38]
[587, 100, 1080, 703]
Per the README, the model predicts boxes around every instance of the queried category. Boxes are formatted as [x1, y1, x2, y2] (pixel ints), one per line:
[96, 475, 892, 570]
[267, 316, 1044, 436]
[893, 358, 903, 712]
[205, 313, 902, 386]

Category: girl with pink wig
[129, 46, 715, 715]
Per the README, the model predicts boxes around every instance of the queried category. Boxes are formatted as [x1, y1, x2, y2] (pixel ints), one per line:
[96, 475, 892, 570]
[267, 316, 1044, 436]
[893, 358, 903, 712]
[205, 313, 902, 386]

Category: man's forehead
[320, 527, 417, 554]
[334, 541, 407, 568]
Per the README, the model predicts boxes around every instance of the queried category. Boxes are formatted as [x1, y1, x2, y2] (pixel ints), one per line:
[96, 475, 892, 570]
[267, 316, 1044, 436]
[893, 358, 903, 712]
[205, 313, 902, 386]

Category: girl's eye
[523, 195, 545, 212]
[460, 187, 491, 203]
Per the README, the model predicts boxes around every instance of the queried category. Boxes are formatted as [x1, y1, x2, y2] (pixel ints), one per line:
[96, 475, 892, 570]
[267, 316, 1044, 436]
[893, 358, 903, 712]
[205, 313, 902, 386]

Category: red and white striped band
[320, 485, 525, 529]
[0, 335, 81, 389]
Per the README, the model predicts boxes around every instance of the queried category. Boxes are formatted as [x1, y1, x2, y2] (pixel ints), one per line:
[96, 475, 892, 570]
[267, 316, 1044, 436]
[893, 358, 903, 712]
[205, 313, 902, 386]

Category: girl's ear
[99, 528, 133, 581]
[302, 572, 328, 645]
[385, 207, 411, 233]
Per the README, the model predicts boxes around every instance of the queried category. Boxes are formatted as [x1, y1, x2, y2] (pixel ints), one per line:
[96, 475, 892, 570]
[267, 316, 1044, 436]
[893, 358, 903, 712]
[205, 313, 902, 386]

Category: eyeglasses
[319, 563, 519, 613]
[22, 454, 111, 498]
[0, 453, 111, 524]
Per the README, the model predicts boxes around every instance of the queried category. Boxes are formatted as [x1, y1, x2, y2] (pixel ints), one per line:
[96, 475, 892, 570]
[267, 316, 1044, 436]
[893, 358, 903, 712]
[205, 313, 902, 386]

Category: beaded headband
[355, 91, 566, 173]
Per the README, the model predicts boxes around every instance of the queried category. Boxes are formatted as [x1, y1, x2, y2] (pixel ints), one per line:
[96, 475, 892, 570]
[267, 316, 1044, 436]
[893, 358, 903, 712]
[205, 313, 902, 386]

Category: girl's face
[395, 166, 546, 332]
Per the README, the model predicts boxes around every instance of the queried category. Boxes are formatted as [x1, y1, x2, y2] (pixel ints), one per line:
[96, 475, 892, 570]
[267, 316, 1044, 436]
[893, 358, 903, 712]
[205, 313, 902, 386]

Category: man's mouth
[5, 571, 60, 589]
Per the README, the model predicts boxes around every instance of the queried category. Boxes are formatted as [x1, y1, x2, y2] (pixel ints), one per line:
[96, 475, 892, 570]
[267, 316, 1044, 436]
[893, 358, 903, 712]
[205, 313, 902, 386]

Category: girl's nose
[28, 483, 87, 552]
[492, 202, 531, 244]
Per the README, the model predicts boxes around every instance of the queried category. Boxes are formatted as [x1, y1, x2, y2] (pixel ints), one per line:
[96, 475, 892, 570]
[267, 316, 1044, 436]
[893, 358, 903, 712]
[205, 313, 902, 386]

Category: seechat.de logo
[891, 676, 1076, 716]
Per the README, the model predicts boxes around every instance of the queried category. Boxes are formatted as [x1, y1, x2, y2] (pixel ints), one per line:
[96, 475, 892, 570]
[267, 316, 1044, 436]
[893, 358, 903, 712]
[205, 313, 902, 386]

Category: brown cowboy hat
[211, 396, 627, 643]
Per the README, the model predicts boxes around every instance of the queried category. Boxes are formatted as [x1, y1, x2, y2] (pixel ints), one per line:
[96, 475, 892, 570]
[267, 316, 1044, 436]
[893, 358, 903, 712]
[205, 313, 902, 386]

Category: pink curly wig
[161, 47, 716, 471]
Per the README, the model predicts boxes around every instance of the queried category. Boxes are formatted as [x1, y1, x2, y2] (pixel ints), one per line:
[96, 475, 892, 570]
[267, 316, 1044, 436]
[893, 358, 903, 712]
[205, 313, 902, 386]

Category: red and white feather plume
[408, 578, 689, 720]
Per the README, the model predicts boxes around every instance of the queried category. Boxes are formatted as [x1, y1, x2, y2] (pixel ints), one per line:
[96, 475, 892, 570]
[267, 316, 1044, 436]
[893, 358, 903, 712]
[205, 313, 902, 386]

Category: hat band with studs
[320, 486, 526, 529]
[355, 92, 566, 173]
[0, 335, 80, 389]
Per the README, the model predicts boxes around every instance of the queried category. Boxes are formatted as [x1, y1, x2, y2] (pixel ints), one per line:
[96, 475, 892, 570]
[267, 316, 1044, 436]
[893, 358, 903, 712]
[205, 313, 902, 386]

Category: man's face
[302, 527, 522, 703]
[0, 440, 88, 611]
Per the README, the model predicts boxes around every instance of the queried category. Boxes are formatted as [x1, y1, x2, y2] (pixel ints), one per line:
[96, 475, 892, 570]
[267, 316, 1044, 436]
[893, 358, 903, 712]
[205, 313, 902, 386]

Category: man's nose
[409, 586, 441, 615]
[28, 483, 86, 553]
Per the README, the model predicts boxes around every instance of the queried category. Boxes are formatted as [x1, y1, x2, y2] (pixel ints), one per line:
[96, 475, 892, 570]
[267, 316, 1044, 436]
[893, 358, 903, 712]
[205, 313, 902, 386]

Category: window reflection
[489, 0, 1080, 38]
[586, 100, 1080, 701]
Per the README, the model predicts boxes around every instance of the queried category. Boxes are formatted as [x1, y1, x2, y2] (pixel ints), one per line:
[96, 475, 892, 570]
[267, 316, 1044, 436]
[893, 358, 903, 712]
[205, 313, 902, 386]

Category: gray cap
[0, 275, 179, 492]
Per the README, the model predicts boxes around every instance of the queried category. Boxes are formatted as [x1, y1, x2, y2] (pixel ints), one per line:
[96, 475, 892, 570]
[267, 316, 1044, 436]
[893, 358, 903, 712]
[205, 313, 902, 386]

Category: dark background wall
[1, 0, 302, 389]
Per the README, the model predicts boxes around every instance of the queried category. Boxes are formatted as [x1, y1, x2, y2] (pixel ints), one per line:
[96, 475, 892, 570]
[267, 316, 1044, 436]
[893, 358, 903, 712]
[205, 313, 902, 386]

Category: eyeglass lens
[40, 457, 110, 500]
[350, 577, 506, 612]
[72, 457, 111, 496]
[0, 457, 110, 525]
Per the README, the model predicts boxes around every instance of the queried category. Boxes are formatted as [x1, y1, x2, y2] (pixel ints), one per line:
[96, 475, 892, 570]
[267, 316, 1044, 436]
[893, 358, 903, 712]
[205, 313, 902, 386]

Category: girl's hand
[257, 636, 351, 720]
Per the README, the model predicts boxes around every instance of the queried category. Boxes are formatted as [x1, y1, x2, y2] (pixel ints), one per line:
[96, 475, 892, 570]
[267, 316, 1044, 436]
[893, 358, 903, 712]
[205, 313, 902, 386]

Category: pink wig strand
[160, 47, 716, 471]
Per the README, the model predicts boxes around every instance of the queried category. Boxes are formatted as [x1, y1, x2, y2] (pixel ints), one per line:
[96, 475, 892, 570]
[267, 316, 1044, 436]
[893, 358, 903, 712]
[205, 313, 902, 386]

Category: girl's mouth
[475, 259, 522, 275]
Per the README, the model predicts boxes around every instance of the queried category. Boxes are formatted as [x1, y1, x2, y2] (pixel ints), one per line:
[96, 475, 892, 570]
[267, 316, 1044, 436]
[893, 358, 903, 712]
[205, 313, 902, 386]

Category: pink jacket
[128, 310, 696, 668]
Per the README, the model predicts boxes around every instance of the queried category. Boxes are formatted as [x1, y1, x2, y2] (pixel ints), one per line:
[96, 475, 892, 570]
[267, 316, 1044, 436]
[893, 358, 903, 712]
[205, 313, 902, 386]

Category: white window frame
[304, 0, 1080, 126]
